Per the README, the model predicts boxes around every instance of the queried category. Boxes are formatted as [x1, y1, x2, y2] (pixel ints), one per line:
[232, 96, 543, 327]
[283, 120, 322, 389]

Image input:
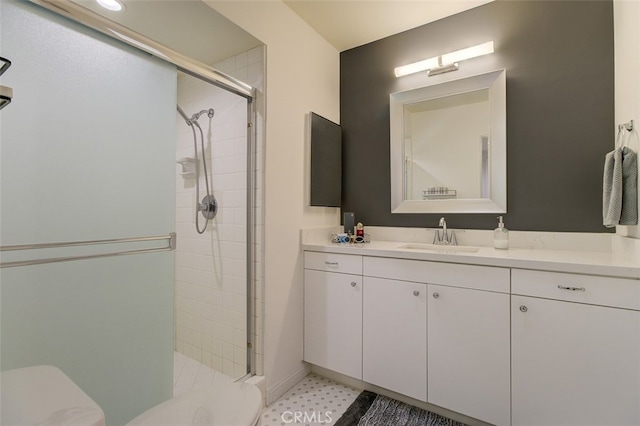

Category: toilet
[1, 365, 262, 426]
[1, 365, 105, 426]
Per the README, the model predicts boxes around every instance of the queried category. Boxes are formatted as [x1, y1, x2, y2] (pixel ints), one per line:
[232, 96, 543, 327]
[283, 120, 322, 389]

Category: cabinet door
[304, 269, 362, 379]
[428, 284, 510, 426]
[512, 295, 640, 426]
[363, 277, 427, 401]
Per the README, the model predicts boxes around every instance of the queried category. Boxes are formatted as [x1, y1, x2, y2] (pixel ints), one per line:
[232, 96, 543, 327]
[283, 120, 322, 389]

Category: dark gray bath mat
[335, 391, 468, 426]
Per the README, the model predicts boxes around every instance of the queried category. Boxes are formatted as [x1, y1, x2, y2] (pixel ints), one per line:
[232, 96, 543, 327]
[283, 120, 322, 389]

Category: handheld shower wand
[177, 105, 217, 234]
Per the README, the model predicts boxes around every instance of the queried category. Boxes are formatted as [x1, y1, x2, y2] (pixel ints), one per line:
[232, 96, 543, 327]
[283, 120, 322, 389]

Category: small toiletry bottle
[344, 212, 355, 236]
[356, 222, 364, 237]
[494, 216, 509, 249]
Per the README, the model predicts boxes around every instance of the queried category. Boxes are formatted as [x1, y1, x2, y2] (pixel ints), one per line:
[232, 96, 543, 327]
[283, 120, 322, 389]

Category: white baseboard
[266, 364, 311, 406]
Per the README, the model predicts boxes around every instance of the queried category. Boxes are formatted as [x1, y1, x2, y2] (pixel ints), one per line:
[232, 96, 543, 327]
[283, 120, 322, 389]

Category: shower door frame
[30, 0, 259, 379]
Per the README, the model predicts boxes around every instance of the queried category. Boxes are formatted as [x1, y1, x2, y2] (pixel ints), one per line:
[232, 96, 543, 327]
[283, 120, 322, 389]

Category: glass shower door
[1, 1, 177, 424]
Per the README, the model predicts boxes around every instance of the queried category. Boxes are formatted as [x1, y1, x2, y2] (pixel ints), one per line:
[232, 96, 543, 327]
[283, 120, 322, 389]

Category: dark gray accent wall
[340, 0, 614, 232]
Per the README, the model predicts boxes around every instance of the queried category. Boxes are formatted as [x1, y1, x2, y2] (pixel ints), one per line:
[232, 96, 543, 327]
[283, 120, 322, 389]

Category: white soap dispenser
[494, 216, 509, 250]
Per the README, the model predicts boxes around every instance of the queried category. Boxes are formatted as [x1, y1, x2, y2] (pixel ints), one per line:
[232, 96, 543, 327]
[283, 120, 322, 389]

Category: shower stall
[174, 54, 263, 380]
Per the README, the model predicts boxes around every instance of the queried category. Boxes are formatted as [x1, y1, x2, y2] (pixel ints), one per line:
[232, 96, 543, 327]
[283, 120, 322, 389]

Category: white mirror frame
[390, 69, 506, 214]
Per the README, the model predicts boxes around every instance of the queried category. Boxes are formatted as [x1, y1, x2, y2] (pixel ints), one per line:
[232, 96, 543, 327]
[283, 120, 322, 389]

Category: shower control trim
[199, 195, 218, 220]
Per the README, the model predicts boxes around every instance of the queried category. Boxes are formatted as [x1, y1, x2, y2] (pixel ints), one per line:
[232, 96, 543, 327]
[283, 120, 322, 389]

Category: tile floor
[260, 374, 360, 426]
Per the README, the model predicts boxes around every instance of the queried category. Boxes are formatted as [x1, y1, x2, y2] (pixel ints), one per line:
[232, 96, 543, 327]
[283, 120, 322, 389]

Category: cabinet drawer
[304, 251, 362, 275]
[364, 256, 509, 293]
[363, 257, 425, 282]
[512, 269, 640, 310]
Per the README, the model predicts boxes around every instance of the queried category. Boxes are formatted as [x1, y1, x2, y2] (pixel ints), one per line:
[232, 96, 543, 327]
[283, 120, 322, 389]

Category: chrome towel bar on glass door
[0, 233, 176, 268]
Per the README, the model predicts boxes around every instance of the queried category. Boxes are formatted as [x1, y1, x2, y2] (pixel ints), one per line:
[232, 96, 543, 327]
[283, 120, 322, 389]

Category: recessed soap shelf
[176, 157, 197, 178]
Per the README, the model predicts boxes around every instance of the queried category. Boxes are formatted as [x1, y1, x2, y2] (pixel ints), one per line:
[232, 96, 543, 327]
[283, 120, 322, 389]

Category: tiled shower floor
[173, 351, 234, 397]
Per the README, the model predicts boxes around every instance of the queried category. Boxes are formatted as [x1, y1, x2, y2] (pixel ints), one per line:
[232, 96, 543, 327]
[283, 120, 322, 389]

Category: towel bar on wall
[618, 119, 634, 132]
[0, 233, 176, 268]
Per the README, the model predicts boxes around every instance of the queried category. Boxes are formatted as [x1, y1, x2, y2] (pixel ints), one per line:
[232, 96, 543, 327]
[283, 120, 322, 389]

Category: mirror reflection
[403, 89, 490, 201]
[390, 69, 506, 214]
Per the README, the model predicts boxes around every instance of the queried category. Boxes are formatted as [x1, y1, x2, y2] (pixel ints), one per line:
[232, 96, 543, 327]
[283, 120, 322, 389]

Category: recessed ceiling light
[96, 0, 124, 12]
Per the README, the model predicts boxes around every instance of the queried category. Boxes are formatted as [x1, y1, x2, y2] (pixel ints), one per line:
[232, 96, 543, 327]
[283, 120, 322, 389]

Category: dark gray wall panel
[340, 0, 614, 232]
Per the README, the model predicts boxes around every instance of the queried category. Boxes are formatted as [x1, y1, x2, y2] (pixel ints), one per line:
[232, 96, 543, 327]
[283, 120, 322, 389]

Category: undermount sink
[398, 243, 480, 253]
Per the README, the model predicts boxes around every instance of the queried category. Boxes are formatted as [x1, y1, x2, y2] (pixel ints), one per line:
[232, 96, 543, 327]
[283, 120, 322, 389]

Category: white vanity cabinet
[428, 284, 510, 426]
[302, 246, 640, 426]
[303, 252, 363, 379]
[420, 261, 511, 426]
[362, 276, 427, 402]
[362, 256, 511, 425]
[511, 269, 640, 426]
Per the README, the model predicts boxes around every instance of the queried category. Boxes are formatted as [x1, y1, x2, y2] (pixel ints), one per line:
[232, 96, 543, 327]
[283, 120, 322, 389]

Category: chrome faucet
[433, 217, 457, 245]
[439, 217, 447, 242]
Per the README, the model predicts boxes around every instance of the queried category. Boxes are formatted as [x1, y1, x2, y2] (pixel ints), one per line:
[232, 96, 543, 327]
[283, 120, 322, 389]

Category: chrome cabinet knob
[350, 282, 357, 287]
[413, 290, 420, 296]
[432, 292, 439, 299]
[519, 305, 528, 312]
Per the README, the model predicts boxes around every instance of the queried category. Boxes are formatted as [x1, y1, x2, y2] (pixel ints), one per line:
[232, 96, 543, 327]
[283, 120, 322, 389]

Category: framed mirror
[390, 69, 506, 213]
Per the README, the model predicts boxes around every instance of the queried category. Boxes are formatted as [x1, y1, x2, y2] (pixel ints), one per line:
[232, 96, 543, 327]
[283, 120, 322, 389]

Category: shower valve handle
[199, 195, 218, 220]
[199, 202, 215, 212]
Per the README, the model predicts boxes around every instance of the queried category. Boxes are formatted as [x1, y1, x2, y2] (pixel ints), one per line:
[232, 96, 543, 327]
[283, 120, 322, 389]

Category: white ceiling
[283, 0, 494, 51]
[71, 0, 262, 66]
[70, 0, 492, 65]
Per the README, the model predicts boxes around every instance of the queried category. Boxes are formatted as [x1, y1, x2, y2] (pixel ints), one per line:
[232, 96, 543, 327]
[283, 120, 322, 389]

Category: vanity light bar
[394, 57, 440, 78]
[395, 41, 494, 78]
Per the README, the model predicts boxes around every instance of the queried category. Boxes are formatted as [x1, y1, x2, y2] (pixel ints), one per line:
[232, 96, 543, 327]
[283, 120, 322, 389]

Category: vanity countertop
[301, 228, 640, 279]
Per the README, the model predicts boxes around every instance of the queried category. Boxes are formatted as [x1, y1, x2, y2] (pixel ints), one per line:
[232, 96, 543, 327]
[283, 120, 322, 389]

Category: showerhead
[191, 108, 215, 121]
[177, 105, 215, 126]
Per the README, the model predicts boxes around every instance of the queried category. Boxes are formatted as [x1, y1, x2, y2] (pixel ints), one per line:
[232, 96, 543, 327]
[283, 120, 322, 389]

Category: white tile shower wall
[175, 46, 264, 380]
